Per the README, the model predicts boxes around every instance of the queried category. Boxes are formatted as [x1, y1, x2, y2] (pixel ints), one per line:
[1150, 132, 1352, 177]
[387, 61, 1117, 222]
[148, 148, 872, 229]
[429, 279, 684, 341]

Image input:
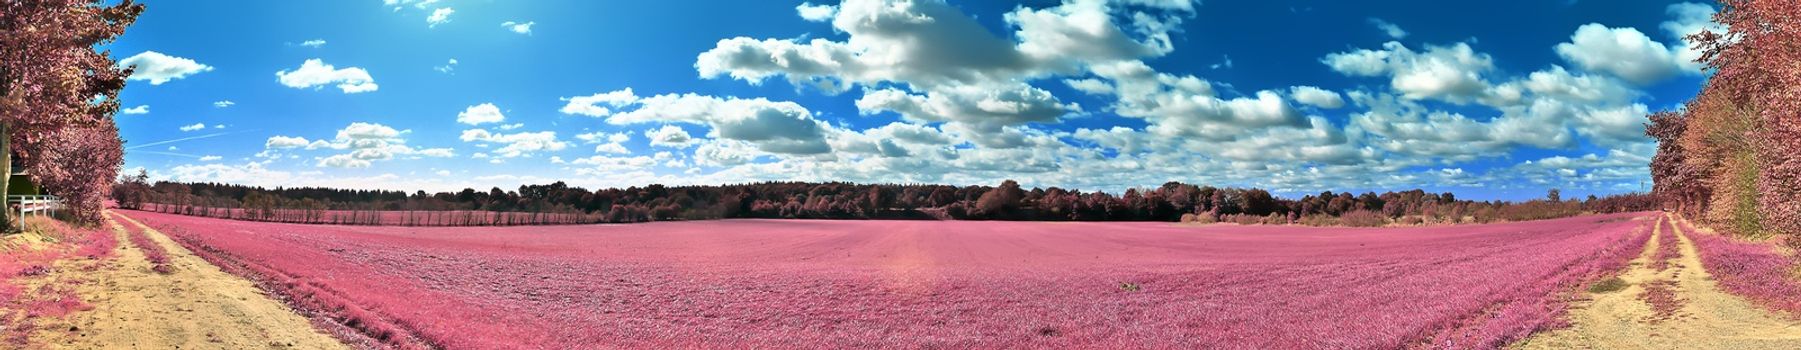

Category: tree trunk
[2, 122, 12, 232]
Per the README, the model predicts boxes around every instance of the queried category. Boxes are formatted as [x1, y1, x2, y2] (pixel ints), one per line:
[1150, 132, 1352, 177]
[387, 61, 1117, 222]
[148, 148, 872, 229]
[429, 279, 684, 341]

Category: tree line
[1647, 0, 1800, 242]
[114, 171, 1655, 227]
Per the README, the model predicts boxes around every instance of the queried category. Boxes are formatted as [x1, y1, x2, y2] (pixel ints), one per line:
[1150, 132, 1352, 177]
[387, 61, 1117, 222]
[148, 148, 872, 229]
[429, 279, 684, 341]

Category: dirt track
[32, 212, 343, 349]
[1516, 214, 1801, 349]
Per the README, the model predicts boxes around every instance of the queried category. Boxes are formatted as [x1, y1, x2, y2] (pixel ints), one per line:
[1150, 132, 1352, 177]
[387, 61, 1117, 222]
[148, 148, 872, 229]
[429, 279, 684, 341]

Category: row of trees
[115, 174, 1656, 226]
[1, 0, 143, 227]
[1647, 0, 1801, 239]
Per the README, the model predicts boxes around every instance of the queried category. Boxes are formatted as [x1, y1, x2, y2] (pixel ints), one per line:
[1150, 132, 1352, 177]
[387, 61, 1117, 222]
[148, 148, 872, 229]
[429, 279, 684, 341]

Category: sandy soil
[31, 212, 344, 349]
[1516, 213, 1801, 349]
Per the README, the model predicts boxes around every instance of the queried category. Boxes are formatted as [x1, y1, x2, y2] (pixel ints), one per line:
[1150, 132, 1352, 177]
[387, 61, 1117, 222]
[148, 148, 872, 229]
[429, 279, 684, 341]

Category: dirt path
[1516, 213, 1801, 349]
[32, 211, 345, 349]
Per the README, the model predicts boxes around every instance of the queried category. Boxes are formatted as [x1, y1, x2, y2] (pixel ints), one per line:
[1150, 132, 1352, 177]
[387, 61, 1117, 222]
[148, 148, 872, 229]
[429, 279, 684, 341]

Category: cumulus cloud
[456, 103, 506, 125]
[261, 122, 451, 168]
[213, 100, 235, 108]
[796, 2, 837, 22]
[563, 89, 832, 154]
[198, 155, 222, 162]
[576, 131, 633, 154]
[461, 129, 570, 158]
[1368, 18, 1408, 39]
[1323, 42, 1494, 103]
[1081, 60, 1305, 140]
[427, 7, 454, 27]
[179, 123, 206, 132]
[559, 88, 639, 117]
[265, 136, 311, 149]
[276, 59, 379, 93]
[694, 0, 1190, 138]
[645, 125, 696, 148]
[1554, 24, 1687, 85]
[121, 105, 150, 115]
[300, 39, 327, 48]
[1661, 2, 1721, 74]
[118, 51, 213, 85]
[1290, 86, 1344, 109]
[502, 21, 534, 34]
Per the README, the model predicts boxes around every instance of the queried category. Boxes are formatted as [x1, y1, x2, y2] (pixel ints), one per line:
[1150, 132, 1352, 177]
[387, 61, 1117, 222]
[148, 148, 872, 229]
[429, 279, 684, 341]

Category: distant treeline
[112, 172, 1655, 226]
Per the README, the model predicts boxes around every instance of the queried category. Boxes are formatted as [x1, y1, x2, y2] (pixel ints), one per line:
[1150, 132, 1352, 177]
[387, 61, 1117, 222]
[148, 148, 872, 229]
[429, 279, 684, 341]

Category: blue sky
[108, 0, 1716, 200]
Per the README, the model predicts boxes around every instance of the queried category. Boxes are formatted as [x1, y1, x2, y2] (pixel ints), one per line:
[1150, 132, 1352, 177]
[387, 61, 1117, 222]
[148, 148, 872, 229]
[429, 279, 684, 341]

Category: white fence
[8, 195, 62, 230]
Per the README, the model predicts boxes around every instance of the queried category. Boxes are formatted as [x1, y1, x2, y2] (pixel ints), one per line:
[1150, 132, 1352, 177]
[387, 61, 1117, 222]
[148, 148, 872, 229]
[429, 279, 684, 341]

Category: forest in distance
[113, 173, 1656, 226]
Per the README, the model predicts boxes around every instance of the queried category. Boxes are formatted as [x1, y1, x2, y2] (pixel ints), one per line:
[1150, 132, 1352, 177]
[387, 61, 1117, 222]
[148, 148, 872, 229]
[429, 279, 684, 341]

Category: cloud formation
[118, 51, 213, 85]
[276, 59, 379, 93]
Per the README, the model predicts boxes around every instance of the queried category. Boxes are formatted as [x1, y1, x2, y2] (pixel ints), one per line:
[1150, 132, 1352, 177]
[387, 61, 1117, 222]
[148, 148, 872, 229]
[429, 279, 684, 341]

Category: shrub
[1297, 214, 1338, 227]
[1340, 210, 1387, 227]
[1587, 277, 1628, 294]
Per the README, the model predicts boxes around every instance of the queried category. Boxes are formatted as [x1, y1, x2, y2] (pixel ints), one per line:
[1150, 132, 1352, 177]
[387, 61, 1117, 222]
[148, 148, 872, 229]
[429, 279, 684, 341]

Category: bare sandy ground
[32, 212, 343, 349]
[1516, 213, 1801, 349]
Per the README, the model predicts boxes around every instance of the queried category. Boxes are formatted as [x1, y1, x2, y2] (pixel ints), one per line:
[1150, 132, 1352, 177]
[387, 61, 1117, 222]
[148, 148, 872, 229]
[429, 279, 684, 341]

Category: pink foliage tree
[0, 0, 143, 226]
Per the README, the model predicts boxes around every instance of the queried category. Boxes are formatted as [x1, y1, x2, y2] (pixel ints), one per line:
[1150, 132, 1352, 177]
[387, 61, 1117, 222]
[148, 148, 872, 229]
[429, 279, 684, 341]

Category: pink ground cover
[1679, 218, 1801, 316]
[1, 218, 112, 346]
[121, 210, 1652, 349]
[114, 213, 173, 274]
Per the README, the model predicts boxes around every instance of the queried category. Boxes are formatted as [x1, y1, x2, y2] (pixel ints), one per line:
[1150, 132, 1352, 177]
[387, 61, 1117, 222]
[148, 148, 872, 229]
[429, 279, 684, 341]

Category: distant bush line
[112, 172, 1654, 227]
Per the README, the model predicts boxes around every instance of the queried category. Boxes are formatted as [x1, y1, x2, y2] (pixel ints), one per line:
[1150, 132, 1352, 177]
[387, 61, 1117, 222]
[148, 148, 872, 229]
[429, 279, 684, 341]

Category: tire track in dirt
[1515, 213, 1801, 349]
[34, 212, 345, 349]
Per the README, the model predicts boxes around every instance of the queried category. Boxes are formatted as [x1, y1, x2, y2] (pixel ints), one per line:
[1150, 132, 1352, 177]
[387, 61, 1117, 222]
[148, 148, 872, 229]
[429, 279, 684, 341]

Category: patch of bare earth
[33, 212, 344, 349]
[1516, 214, 1801, 349]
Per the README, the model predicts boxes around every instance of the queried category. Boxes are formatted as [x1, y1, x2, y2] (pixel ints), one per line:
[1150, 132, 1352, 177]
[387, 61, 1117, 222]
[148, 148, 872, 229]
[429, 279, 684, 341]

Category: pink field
[119, 210, 1653, 349]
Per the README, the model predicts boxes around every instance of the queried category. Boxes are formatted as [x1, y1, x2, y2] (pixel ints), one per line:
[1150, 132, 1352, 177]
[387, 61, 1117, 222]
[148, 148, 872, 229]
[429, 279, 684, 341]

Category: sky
[107, 0, 1718, 201]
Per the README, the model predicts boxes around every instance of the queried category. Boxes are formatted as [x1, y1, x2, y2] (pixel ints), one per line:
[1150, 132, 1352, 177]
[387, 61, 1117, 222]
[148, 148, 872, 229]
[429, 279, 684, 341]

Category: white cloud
[456, 103, 506, 125]
[121, 105, 150, 115]
[1574, 103, 1651, 145]
[796, 2, 837, 22]
[693, 0, 1190, 138]
[198, 155, 222, 162]
[258, 122, 452, 168]
[265, 136, 311, 149]
[300, 39, 327, 48]
[427, 7, 454, 28]
[576, 131, 633, 154]
[118, 51, 213, 85]
[501, 21, 534, 34]
[1323, 42, 1494, 103]
[645, 125, 696, 148]
[179, 123, 206, 132]
[1368, 18, 1408, 39]
[1554, 24, 1687, 85]
[1290, 86, 1344, 109]
[276, 59, 379, 93]
[593, 143, 630, 155]
[1081, 60, 1305, 141]
[559, 88, 639, 117]
[460, 129, 570, 158]
[213, 100, 235, 108]
[435, 59, 459, 74]
[566, 89, 832, 154]
[1662, 3, 1721, 73]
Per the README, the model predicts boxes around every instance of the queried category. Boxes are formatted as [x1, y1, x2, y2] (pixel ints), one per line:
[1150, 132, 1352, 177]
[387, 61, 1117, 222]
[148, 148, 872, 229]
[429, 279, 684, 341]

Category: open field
[110, 210, 1658, 349]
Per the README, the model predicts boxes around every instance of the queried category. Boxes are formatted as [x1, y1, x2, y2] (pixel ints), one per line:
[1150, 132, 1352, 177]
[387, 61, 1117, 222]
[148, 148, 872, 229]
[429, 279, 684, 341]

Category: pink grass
[1, 218, 113, 346]
[122, 210, 1652, 349]
[1679, 218, 1801, 316]
[115, 213, 173, 274]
